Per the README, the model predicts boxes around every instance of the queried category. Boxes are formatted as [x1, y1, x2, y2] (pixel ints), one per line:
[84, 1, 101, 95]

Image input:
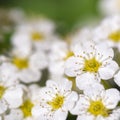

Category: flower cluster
[0, 8, 120, 120]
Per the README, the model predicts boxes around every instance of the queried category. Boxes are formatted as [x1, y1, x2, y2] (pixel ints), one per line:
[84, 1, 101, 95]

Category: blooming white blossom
[71, 84, 120, 120]
[0, 83, 23, 115]
[9, 48, 48, 83]
[65, 41, 119, 90]
[4, 84, 41, 120]
[11, 19, 55, 52]
[94, 15, 120, 52]
[99, 0, 120, 15]
[32, 78, 78, 120]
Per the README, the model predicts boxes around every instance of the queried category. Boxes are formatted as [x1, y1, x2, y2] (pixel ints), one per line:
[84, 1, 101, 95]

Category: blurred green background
[0, 0, 100, 34]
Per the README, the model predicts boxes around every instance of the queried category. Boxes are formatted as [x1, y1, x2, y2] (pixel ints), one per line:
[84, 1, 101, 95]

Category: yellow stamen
[13, 57, 28, 69]
[88, 100, 109, 117]
[20, 100, 34, 118]
[31, 32, 44, 41]
[0, 86, 6, 99]
[47, 94, 64, 111]
[83, 57, 101, 73]
[108, 31, 120, 42]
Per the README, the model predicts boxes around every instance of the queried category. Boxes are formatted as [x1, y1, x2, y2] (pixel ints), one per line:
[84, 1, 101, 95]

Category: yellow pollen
[31, 32, 44, 41]
[20, 100, 34, 118]
[88, 100, 109, 117]
[108, 31, 120, 42]
[47, 94, 64, 111]
[13, 57, 28, 69]
[64, 51, 74, 61]
[0, 86, 6, 99]
[83, 57, 101, 73]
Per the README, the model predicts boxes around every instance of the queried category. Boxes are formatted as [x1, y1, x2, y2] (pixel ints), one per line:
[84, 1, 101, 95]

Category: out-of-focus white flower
[70, 28, 93, 46]
[11, 19, 55, 52]
[71, 83, 120, 120]
[65, 41, 118, 90]
[99, 0, 120, 16]
[32, 79, 78, 120]
[4, 84, 41, 120]
[114, 70, 120, 87]
[49, 39, 74, 77]
[94, 15, 120, 52]
[0, 83, 23, 115]
[10, 48, 48, 83]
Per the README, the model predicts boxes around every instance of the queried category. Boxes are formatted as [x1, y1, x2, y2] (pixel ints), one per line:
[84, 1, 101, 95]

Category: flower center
[47, 94, 64, 111]
[83, 57, 101, 73]
[13, 57, 28, 69]
[108, 31, 120, 42]
[0, 86, 6, 99]
[31, 32, 44, 41]
[64, 51, 74, 61]
[20, 100, 34, 118]
[88, 100, 109, 117]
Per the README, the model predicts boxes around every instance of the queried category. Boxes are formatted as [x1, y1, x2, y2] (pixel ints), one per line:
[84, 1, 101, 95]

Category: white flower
[0, 58, 23, 115]
[4, 84, 41, 120]
[65, 41, 118, 90]
[49, 39, 74, 77]
[99, 0, 120, 15]
[114, 70, 120, 87]
[0, 83, 23, 115]
[71, 83, 120, 120]
[94, 15, 120, 52]
[32, 79, 78, 120]
[11, 19, 55, 52]
[10, 48, 48, 83]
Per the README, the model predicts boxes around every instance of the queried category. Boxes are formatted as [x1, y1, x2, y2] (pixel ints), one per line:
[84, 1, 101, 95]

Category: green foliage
[0, 0, 99, 34]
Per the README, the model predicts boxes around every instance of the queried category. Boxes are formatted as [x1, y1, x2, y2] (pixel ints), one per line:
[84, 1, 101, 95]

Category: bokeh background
[0, 0, 100, 34]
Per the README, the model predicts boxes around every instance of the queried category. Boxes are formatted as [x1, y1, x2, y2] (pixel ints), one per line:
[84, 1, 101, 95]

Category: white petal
[71, 95, 89, 115]
[96, 44, 114, 60]
[3, 86, 23, 108]
[54, 109, 68, 120]
[0, 99, 7, 114]
[114, 71, 120, 87]
[4, 109, 23, 120]
[99, 60, 119, 80]
[76, 73, 100, 90]
[63, 91, 78, 111]
[30, 51, 48, 70]
[77, 114, 94, 120]
[0, 63, 18, 86]
[18, 69, 41, 83]
[46, 78, 72, 94]
[84, 83, 104, 101]
[32, 105, 48, 119]
[65, 57, 83, 77]
[102, 88, 120, 109]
